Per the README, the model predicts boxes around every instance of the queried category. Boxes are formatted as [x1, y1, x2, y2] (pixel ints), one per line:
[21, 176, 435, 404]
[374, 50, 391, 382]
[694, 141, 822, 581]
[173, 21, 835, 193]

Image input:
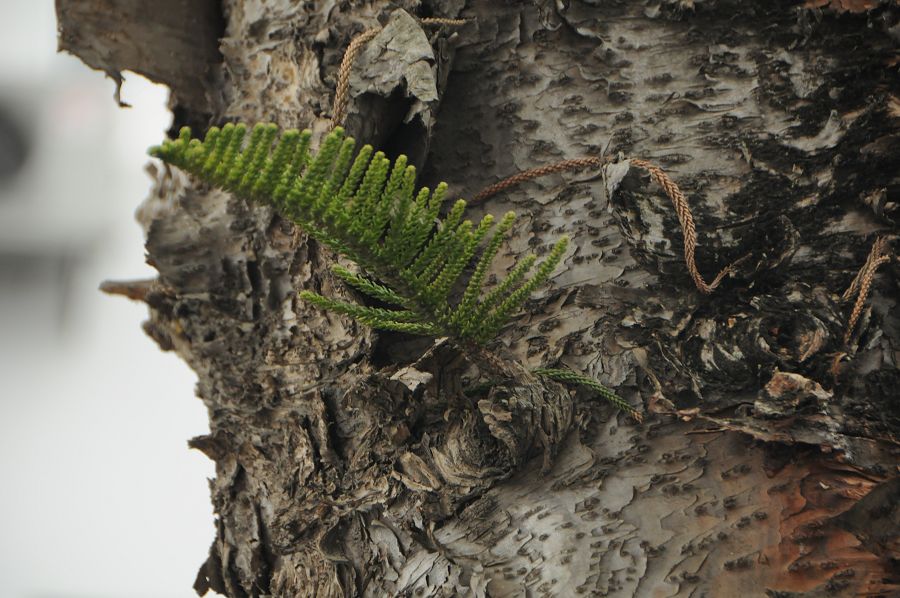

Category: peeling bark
[56, 0, 223, 111]
[60, 0, 899, 596]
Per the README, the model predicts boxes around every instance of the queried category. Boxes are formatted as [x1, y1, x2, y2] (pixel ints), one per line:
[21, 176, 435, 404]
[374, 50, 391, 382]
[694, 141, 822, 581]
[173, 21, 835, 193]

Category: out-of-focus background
[0, 2, 215, 597]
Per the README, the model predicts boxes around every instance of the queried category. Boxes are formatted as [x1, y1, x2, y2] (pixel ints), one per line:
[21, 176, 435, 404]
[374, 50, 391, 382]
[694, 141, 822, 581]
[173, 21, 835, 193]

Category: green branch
[534, 368, 643, 421]
[150, 124, 568, 344]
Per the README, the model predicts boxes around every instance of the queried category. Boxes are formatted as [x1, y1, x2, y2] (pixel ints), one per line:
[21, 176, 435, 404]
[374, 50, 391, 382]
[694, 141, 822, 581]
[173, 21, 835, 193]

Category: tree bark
[59, 0, 899, 596]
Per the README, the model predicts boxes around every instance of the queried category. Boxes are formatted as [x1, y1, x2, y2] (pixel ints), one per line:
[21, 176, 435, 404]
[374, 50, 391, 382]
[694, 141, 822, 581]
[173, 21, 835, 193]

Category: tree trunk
[58, 0, 899, 596]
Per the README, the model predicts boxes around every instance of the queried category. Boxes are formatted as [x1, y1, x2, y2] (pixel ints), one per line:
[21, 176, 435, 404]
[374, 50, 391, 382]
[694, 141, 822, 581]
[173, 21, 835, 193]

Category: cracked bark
[58, 0, 899, 596]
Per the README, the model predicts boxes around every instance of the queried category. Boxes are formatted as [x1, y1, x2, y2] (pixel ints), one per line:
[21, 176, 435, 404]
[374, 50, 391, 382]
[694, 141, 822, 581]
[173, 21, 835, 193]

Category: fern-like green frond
[330, 265, 408, 307]
[533, 368, 642, 421]
[299, 291, 437, 334]
[150, 124, 568, 344]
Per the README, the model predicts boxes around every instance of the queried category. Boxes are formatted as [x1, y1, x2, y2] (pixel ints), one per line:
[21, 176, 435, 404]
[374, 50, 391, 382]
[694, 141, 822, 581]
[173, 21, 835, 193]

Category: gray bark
[59, 0, 899, 596]
[56, 0, 223, 111]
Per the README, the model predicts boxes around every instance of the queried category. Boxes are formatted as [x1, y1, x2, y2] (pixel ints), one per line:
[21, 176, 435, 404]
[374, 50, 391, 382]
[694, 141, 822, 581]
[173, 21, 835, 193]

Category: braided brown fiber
[419, 18, 469, 26]
[330, 18, 469, 130]
[470, 157, 607, 206]
[331, 27, 380, 129]
[842, 237, 892, 344]
[472, 157, 735, 295]
[628, 159, 734, 294]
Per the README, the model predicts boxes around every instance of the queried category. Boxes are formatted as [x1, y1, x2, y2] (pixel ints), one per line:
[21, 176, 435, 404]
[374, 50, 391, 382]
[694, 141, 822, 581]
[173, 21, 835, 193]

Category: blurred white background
[0, 2, 215, 597]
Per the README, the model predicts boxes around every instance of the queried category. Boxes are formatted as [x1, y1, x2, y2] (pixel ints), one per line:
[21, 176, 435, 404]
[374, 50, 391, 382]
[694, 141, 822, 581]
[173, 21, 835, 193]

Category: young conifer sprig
[533, 368, 643, 421]
[149, 123, 569, 344]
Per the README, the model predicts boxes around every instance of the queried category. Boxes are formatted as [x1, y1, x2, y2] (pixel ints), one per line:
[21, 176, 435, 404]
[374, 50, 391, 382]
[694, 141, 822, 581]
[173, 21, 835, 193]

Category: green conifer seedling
[150, 124, 568, 344]
[150, 124, 639, 418]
